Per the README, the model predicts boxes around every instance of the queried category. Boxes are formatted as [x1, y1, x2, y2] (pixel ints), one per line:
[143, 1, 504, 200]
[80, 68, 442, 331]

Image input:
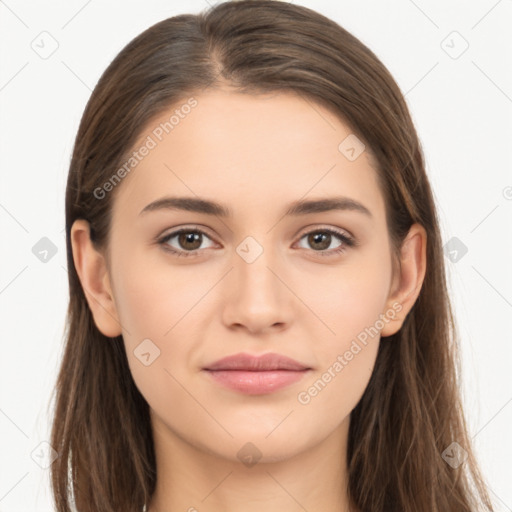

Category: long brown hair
[49, 1, 494, 510]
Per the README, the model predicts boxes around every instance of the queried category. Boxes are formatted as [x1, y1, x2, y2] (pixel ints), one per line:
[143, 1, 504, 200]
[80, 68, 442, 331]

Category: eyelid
[157, 224, 218, 241]
[295, 224, 354, 241]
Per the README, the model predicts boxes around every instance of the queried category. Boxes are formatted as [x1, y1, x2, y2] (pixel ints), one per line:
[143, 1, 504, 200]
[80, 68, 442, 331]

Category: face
[87, 89, 409, 463]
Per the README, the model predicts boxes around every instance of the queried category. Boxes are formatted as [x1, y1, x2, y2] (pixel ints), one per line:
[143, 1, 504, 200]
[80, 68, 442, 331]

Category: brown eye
[177, 231, 203, 251]
[158, 228, 215, 257]
[307, 232, 333, 251]
[296, 228, 355, 257]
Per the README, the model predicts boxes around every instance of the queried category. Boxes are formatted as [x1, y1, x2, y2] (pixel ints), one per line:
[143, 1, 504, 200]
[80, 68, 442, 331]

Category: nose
[221, 241, 292, 335]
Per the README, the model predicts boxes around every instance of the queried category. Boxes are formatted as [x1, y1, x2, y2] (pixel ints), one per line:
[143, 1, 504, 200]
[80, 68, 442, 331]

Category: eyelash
[156, 226, 356, 259]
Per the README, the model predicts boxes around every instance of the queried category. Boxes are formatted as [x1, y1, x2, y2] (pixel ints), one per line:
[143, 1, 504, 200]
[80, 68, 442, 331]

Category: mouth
[202, 352, 312, 395]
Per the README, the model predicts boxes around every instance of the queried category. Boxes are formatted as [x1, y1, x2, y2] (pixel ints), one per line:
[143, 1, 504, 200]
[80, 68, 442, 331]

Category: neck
[146, 413, 357, 512]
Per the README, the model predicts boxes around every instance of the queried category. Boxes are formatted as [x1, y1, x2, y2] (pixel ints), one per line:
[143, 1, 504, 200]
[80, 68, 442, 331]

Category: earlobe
[380, 223, 427, 337]
[70, 219, 123, 338]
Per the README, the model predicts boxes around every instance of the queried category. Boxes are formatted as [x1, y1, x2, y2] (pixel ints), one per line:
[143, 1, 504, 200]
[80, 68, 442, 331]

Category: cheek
[305, 246, 393, 344]
[296, 265, 390, 415]
[110, 253, 202, 412]
[111, 249, 205, 341]
[298, 246, 391, 397]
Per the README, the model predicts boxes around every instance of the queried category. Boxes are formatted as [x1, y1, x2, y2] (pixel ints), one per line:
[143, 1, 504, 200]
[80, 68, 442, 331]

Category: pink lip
[202, 352, 312, 395]
[203, 352, 310, 371]
[205, 369, 310, 395]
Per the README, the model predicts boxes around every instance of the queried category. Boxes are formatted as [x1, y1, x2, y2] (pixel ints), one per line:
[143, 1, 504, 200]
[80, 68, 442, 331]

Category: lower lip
[204, 369, 310, 395]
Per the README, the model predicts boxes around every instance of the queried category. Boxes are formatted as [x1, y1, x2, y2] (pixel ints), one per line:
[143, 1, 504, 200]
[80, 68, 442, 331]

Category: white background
[1, 0, 511, 510]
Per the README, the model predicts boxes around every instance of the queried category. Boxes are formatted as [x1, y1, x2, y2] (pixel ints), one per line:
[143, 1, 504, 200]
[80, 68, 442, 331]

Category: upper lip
[203, 352, 311, 371]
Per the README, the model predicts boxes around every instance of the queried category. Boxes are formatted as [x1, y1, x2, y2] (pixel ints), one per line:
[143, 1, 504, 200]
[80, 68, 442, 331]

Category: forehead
[111, 89, 384, 223]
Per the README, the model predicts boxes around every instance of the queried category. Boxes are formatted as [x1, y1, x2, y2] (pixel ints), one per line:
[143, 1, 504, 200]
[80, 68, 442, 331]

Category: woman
[49, 1, 494, 511]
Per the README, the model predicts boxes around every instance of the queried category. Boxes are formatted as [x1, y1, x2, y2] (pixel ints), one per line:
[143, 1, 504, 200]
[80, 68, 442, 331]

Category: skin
[71, 88, 426, 512]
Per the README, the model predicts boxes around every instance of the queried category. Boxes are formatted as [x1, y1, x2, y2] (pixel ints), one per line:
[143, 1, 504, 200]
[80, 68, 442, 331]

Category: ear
[70, 219, 123, 338]
[380, 223, 427, 337]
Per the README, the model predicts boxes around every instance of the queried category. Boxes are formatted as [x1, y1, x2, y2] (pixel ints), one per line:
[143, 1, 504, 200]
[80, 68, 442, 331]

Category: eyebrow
[139, 195, 372, 219]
